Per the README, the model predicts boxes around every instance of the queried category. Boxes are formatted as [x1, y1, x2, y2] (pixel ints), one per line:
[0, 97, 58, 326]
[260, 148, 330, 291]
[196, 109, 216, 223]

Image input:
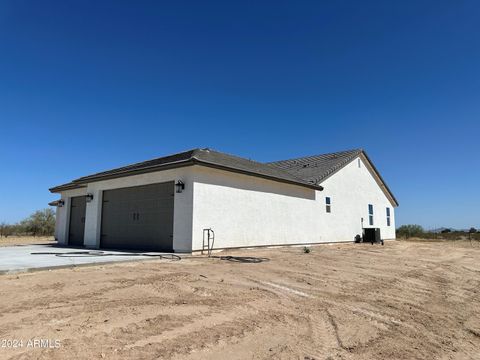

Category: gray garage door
[100, 182, 174, 251]
[69, 196, 86, 246]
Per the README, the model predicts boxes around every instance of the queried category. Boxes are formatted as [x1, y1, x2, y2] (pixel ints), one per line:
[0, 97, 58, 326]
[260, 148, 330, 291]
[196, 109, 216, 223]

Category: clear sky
[0, 1, 479, 229]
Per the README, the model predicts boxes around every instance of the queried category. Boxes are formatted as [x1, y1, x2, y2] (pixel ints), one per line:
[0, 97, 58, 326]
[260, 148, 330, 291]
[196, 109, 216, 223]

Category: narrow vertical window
[326, 197, 331, 213]
[368, 204, 374, 225]
[358, 158, 361, 168]
[386, 207, 391, 226]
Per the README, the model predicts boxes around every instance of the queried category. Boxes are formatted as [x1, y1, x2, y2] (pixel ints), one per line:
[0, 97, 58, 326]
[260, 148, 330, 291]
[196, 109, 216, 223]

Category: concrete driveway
[0, 244, 178, 274]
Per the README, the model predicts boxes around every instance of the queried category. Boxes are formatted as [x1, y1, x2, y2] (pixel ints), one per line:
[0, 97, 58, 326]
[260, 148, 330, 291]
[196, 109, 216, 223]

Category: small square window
[326, 197, 331, 213]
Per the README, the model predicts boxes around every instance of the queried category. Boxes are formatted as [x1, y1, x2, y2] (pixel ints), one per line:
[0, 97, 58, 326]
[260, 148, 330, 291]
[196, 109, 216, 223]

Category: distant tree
[0, 223, 15, 238]
[397, 224, 424, 239]
[469, 227, 477, 233]
[22, 209, 56, 236]
[12, 223, 25, 236]
[441, 228, 451, 234]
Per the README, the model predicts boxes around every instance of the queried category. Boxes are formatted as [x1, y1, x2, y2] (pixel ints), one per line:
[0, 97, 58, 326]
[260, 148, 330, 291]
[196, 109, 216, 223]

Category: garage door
[100, 182, 175, 251]
[69, 196, 86, 246]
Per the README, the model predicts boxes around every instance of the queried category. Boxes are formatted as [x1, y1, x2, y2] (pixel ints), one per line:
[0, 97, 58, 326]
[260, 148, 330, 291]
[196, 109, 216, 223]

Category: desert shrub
[303, 246, 311, 253]
[409, 229, 480, 241]
[397, 224, 424, 239]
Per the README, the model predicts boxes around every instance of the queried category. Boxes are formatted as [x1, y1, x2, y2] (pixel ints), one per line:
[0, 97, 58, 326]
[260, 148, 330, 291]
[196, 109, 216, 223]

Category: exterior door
[69, 196, 86, 246]
[100, 182, 174, 251]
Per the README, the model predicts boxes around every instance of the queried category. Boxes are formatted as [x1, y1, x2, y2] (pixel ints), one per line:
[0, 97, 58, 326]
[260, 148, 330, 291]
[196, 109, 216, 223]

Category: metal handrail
[202, 228, 215, 256]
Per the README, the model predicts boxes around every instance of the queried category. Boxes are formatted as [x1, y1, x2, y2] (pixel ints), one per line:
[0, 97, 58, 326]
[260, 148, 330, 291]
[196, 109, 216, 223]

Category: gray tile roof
[269, 149, 398, 206]
[267, 149, 363, 184]
[50, 148, 397, 207]
[50, 148, 322, 192]
[73, 149, 197, 183]
[191, 149, 320, 189]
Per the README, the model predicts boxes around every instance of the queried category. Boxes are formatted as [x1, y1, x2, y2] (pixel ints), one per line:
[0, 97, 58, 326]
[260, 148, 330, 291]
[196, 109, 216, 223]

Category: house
[49, 148, 398, 252]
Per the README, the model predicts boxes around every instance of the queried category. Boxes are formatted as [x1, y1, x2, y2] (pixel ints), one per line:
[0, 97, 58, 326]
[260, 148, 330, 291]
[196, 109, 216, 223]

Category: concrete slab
[0, 244, 180, 274]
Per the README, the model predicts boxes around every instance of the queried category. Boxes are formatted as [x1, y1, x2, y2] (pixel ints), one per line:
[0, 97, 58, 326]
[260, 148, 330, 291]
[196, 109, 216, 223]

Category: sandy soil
[0, 236, 56, 247]
[0, 240, 479, 360]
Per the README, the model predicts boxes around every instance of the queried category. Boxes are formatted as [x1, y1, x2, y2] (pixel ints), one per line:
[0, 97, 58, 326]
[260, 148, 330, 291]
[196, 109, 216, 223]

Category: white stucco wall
[318, 156, 396, 241]
[55, 187, 87, 245]
[53, 156, 396, 252]
[191, 157, 396, 251]
[55, 167, 194, 252]
[191, 166, 320, 251]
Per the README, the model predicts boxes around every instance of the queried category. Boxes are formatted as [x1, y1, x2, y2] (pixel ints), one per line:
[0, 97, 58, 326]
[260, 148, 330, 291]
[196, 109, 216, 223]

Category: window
[368, 204, 374, 225]
[326, 197, 331, 213]
[386, 207, 391, 226]
[358, 158, 361, 168]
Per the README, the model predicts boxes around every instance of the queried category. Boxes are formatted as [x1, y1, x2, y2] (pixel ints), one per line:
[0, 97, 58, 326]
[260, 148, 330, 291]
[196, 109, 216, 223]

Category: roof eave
[49, 183, 87, 193]
[49, 161, 194, 193]
[360, 151, 399, 207]
[72, 158, 195, 184]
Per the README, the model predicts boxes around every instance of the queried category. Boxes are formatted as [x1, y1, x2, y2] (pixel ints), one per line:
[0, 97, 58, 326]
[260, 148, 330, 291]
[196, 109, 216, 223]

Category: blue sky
[0, 1, 479, 229]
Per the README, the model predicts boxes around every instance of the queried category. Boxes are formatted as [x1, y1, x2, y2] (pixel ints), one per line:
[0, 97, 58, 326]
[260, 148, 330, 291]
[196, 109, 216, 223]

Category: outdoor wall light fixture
[175, 180, 185, 193]
[48, 199, 65, 207]
[49, 199, 65, 207]
[86, 193, 94, 202]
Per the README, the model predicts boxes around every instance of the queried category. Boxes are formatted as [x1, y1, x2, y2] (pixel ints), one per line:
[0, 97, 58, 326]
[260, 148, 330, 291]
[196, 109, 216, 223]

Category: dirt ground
[0, 240, 479, 360]
[0, 236, 55, 247]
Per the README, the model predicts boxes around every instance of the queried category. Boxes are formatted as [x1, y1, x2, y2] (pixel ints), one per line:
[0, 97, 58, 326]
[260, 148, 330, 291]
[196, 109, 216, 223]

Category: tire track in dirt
[2, 241, 480, 359]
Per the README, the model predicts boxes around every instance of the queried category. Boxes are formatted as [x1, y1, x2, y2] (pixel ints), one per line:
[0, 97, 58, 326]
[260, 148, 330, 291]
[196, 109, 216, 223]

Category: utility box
[363, 228, 381, 243]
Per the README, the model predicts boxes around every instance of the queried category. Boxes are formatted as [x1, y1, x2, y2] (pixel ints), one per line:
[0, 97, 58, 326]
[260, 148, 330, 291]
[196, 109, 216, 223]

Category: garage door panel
[100, 182, 174, 251]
